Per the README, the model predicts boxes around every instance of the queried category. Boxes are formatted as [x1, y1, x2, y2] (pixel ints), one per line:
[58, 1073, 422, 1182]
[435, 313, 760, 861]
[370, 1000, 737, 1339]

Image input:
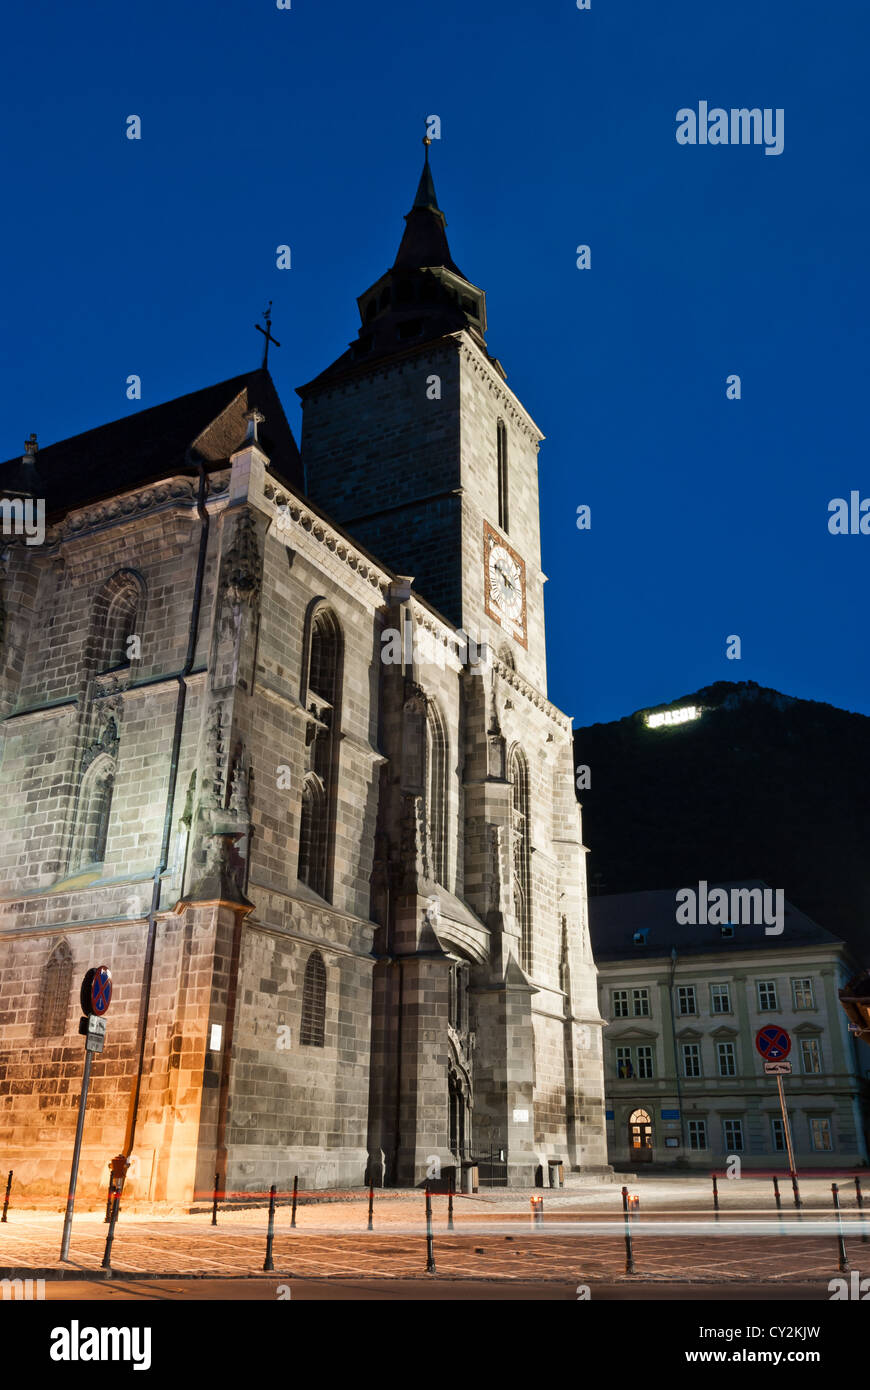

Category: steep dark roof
[298, 145, 493, 396]
[392, 144, 465, 278]
[0, 368, 302, 520]
[589, 881, 844, 961]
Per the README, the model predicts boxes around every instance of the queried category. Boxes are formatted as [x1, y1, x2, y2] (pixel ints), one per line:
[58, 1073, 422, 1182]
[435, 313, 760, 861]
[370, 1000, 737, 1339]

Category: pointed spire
[412, 136, 441, 218]
[393, 135, 462, 275]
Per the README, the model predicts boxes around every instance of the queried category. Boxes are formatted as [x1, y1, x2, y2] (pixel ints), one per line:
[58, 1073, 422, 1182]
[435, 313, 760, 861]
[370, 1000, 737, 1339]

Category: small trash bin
[462, 1162, 479, 1194]
[547, 1158, 564, 1189]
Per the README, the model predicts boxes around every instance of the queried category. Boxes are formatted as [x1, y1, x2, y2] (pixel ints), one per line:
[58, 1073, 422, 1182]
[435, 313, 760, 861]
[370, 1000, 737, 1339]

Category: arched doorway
[628, 1108, 653, 1163]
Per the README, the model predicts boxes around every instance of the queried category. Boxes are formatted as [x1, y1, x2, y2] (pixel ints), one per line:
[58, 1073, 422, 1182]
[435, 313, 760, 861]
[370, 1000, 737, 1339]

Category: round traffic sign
[755, 1024, 791, 1061]
[80, 966, 113, 1017]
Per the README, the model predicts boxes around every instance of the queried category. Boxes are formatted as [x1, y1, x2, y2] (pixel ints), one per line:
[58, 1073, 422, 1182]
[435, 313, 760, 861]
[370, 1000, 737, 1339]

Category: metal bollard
[211, 1171, 219, 1226]
[832, 1183, 850, 1274]
[772, 1176, 783, 1222]
[621, 1186, 636, 1275]
[367, 1182, 374, 1232]
[447, 1176, 455, 1233]
[425, 1183, 436, 1273]
[104, 1174, 114, 1224]
[791, 1171, 803, 1218]
[855, 1176, 868, 1244]
[263, 1184, 277, 1272]
[712, 1173, 719, 1221]
[1, 1170, 12, 1223]
[291, 1174, 298, 1228]
[101, 1190, 121, 1273]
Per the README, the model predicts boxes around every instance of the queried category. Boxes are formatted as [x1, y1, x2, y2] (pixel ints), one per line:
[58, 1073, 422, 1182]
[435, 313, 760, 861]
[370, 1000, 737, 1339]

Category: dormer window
[720, 924, 735, 939]
[632, 929, 649, 946]
[462, 295, 477, 316]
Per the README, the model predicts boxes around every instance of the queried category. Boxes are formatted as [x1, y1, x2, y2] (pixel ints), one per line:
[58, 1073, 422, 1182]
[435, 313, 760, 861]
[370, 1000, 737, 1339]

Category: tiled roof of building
[0, 368, 302, 520]
[588, 881, 843, 960]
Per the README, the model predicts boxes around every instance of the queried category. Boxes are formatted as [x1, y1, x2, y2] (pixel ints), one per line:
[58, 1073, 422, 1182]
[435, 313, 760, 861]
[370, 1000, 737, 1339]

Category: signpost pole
[775, 1072, 798, 1181]
[60, 1047, 94, 1262]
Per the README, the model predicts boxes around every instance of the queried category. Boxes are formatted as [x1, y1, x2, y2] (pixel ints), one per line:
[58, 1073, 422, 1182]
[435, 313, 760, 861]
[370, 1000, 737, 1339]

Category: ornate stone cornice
[491, 655, 571, 732]
[455, 335, 544, 444]
[263, 482, 391, 599]
[49, 476, 202, 545]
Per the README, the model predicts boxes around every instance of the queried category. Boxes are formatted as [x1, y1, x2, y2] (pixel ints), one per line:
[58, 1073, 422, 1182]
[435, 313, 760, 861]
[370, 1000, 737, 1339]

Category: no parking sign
[755, 1024, 791, 1061]
[80, 965, 112, 1017]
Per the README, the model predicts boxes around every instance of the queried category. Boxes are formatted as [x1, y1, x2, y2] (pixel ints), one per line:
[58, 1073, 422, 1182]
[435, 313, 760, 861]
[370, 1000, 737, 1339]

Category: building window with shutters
[299, 950, 327, 1047]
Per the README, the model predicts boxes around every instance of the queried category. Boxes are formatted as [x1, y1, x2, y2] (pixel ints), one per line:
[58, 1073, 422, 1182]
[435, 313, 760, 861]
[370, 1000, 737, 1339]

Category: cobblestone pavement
[1, 1174, 867, 1283]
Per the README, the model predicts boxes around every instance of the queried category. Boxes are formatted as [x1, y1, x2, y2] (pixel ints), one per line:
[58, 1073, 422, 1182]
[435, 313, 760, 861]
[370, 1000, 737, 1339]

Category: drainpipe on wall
[668, 946, 687, 1156]
[121, 451, 210, 1169]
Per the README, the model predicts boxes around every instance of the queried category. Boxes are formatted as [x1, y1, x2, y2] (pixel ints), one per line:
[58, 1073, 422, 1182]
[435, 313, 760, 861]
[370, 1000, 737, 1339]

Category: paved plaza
[1, 1174, 867, 1286]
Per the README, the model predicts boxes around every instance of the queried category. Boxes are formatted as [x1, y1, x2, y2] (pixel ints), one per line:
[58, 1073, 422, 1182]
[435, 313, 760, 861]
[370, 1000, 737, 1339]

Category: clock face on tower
[483, 521, 527, 648]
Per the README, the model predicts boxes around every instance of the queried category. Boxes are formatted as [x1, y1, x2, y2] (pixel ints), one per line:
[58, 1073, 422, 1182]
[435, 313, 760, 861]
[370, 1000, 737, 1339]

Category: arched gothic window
[426, 700, 448, 886]
[71, 754, 115, 870]
[297, 605, 342, 901]
[510, 746, 532, 971]
[297, 774, 327, 898]
[300, 949, 327, 1047]
[497, 419, 509, 533]
[35, 940, 73, 1038]
[90, 571, 145, 674]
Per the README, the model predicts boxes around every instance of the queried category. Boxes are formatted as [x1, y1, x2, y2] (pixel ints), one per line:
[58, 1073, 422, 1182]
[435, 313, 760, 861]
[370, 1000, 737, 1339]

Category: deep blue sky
[3, 0, 867, 726]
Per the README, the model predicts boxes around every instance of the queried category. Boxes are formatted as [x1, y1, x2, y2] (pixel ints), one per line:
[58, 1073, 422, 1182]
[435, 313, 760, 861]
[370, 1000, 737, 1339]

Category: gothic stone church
[0, 149, 609, 1201]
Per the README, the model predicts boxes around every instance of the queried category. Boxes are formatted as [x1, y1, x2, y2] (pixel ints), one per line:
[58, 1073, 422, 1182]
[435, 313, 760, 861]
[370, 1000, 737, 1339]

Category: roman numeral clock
[483, 521, 527, 649]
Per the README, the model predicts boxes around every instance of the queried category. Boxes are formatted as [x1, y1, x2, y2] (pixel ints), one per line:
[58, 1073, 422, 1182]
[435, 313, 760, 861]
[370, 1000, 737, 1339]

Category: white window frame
[757, 980, 778, 1012]
[687, 1119, 707, 1151]
[710, 983, 731, 1014]
[717, 1041, 737, 1077]
[791, 978, 815, 1010]
[681, 1042, 702, 1078]
[800, 1038, 822, 1075]
[635, 1045, 654, 1079]
[677, 985, 697, 1016]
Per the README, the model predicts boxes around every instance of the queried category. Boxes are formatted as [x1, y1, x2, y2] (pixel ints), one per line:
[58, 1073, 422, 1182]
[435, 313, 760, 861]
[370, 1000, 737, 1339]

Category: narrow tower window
[297, 605, 342, 901]
[497, 419, 509, 533]
[510, 746, 532, 971]
[300, 949, 327, 1046]
[426, 700, 448, 886]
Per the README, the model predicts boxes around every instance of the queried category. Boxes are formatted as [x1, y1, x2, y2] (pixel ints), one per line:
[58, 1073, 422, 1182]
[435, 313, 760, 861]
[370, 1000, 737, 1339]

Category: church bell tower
[297, 139, 549, 693]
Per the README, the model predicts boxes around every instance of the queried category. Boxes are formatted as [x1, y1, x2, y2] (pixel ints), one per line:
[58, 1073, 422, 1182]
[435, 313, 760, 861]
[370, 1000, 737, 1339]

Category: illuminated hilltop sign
[646, 705, 701, 730]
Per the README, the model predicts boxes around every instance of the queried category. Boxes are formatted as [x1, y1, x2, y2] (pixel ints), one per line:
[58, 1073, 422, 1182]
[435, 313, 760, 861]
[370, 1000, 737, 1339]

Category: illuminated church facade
[0, 148, 609, 1201]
